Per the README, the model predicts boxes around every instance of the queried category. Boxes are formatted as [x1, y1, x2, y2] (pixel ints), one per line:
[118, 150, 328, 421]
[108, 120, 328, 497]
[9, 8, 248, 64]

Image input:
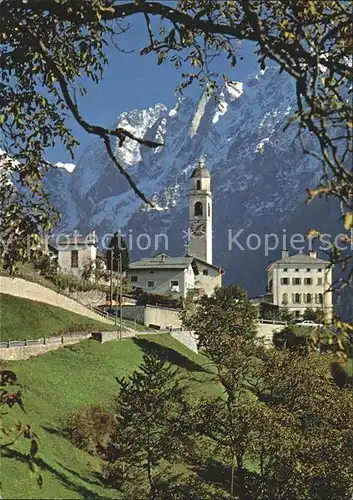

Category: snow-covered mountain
[46, 65, 339, 296]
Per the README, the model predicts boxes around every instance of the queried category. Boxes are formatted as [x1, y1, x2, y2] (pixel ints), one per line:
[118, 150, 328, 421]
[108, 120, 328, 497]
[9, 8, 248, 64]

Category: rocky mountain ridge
[45, 65, 340, 299]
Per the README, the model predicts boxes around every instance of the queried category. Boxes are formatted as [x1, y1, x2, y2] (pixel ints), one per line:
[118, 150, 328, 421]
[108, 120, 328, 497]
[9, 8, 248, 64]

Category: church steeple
[188, 159, 213, 264]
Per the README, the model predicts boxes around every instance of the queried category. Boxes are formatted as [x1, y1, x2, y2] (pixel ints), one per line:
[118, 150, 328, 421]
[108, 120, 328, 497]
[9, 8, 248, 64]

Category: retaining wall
[171, 331, 198, 353]
[0, 334, 92, 361]
[257, 322, 284, 344]
[121, 305, 145, 324]
[144, 305, 182, 329]
[0, 276, 112, 323]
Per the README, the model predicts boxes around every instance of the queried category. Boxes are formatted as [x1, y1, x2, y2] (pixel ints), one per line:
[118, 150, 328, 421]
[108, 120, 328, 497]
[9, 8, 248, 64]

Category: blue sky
[51, 15, 259, 163]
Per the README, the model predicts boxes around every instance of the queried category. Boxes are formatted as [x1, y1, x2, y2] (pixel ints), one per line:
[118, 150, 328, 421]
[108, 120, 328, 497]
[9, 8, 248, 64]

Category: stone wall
[92, 331, 118, 343]
[144, 305, 182, 329]
[0, 334, 92, 361]
[0, 276, 112, 324]
[171, 331, 198, 353]
[257, 321, 285, 344]
[74, 289, 107, 308]
[121, 305, 145, 324]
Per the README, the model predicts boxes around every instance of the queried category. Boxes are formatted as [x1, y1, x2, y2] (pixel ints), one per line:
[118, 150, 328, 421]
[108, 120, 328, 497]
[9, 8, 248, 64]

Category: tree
[302, 307, 327, 325]
[104, 354, 194, 497]
[182, 285, 259, 496]
[247, 348, 353, 499]
[2, 0, 351, 332]
[106, 233, 130, 273]
[182, 285, 258, 364]
[278, 306, 295, 323]
[196, 344, 353, 499]
[184, 285, 353, 497]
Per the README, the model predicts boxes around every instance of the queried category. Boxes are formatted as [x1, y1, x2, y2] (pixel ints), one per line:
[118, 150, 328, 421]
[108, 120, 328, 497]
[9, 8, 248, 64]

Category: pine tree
[104, 353, 194, 497]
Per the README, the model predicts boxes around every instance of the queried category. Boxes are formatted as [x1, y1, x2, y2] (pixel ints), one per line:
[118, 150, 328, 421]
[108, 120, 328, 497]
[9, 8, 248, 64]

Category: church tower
[188, 160, 212, 264]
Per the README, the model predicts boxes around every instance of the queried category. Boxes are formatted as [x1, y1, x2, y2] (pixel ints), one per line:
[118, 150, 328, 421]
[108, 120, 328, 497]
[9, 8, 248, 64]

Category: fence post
[24, 339, 27, 346]
[7, 340, 10, 348]
[43, 336, 46, 345]
[61, 335, 64, 344]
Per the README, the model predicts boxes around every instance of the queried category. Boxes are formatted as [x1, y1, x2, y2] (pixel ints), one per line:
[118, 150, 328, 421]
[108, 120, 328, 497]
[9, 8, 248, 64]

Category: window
[149, 269, 154, 274]
[292, 277, 301, 285]
[147, 281, 155, 288]
[283, 268, 288, 272]
[281, 277, 289, 285]
[171, 280, 179, 287]
[305, 293, 313, 304]
[295, 268, 299, 272]
[71, 250, 78, 268]
[295, 310, 301, 318]
[304, 278, 312, 285]
[306, 268, 311, 272]
[282, 293, 288, 305]
[196, 180, 201, 190]
[208, 204, 211, 217]
[318, 293, 323, 304]
[293, 293, 301, 304]
[318, 268, 322, 272]
[130, 276, 138, 283]
[194, 201, 203, 216]
[203, 269, 209, 276]
[317, 277, 323, 285]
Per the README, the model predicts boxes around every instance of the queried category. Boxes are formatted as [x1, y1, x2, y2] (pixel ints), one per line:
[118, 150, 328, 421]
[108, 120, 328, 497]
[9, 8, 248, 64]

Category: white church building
[127, 161, 223, 297]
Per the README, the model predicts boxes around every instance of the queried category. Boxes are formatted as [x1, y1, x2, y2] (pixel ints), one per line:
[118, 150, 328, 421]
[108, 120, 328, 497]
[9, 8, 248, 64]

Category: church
[127, 161, 223, 298]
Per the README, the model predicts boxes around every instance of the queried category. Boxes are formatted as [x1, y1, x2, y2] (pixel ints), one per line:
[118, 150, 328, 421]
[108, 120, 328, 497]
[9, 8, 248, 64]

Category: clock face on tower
[190, 221, 206, 236]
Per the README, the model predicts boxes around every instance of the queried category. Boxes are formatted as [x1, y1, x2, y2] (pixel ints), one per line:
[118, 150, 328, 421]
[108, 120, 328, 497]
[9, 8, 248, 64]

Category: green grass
[1, 334, 218, 499]
[0, 294, 120, 341]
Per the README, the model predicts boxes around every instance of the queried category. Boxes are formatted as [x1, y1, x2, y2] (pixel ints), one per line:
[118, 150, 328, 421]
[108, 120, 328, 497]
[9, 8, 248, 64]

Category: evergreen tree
[104, 353, 194, 498]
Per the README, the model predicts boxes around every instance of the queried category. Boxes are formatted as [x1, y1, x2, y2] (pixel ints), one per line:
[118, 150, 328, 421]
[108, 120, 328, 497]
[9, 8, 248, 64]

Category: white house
[127, 253, 223, 298]
[127, 161, 223, 297]
[57, 230, 96, 279]
[266, 250, 333, 320]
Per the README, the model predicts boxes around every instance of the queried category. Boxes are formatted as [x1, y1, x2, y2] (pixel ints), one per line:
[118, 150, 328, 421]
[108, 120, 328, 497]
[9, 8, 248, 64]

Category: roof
[190, 164, 210, 179]
[128, 254, 193, 270]
[267, 251, 330, 270]
[128, 253, 222, 272]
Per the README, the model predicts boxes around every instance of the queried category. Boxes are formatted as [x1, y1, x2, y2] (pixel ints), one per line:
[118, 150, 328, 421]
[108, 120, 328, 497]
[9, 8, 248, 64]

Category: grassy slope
[1, 334, 218, 499]
[0, 294, 121, 341]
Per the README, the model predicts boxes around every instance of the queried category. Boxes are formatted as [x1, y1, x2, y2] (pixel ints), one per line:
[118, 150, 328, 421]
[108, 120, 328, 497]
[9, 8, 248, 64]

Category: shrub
[63, 405, 116, 456]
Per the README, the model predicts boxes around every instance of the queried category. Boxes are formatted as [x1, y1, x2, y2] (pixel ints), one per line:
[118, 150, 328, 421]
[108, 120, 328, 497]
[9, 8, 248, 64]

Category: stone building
[266, 250, 333, 320]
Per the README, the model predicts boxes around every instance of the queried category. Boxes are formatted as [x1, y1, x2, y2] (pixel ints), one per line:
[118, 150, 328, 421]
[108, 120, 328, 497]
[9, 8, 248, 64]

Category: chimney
[281, 249, 289, 259]
[309, 250, 317, 259]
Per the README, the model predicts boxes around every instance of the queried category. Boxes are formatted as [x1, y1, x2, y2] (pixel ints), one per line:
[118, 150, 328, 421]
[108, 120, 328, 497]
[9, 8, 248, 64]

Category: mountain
[45, 65, 341, 298]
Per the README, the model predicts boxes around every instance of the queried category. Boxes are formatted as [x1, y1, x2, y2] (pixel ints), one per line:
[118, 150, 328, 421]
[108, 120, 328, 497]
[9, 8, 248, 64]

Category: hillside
[0, 294, 118, 341]
[1, 335, 218, 499]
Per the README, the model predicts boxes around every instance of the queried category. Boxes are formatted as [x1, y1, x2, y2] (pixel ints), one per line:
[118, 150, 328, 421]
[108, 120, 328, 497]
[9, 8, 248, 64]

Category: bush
[273, 326, 307, 350]
[63, 405, 116, 456]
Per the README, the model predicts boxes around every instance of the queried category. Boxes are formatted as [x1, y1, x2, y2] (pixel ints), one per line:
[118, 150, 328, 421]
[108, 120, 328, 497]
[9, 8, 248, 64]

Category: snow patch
[55, 162, 76, 173]
[225, 81, 243, 100]
[255, 138, 270, 154]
